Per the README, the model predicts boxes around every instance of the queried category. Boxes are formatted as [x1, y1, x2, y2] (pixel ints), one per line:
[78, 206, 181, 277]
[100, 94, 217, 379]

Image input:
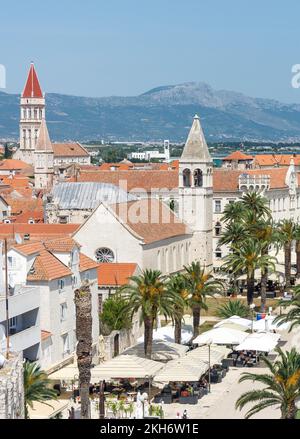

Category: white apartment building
[1, 237, 99, 371]
[128, 140, 170, 161]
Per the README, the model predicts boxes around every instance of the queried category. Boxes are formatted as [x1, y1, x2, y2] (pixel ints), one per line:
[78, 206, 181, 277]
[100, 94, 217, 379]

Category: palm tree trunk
[247, 273, 255, 305]
[192, 305, 201, 338]
[296, 240, 300, 279]
[174, 316, 182, 344]
[285, 401, 296, 419]
[144, 316, 153, 359]
[284, 242, 291, 290]
[260, 268, 267, 312]
[74, 283, 93, 419]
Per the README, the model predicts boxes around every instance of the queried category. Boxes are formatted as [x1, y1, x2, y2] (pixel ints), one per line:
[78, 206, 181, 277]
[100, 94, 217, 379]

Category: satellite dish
[14, 233, 22, 245]
[0, 353, 5, 368]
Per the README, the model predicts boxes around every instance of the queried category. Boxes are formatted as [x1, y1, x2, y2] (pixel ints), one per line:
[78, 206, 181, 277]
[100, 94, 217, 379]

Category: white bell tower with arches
[178, 114, 213, 268]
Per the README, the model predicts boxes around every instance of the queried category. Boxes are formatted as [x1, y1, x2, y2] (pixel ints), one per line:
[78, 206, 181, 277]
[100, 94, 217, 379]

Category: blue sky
[1, 0, 300, 102]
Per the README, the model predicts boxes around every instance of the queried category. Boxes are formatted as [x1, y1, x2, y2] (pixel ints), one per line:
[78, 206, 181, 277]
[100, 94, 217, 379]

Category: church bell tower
[178, 114, 213, 268]
[16, 63, 45, 165]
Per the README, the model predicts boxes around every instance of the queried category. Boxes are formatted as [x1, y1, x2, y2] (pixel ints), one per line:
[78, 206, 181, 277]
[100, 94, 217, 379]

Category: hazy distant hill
[2, 82, 300, 142]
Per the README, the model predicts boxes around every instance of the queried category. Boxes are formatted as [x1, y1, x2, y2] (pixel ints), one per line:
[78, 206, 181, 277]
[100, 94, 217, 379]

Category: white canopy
[153, 345, 231, 385]
[252, 316, 291, 332]
[28, 399, 69, 419]
[187, 345, 232, 365]
[137, 325, 193, 345]
[123, 340, 189, 361]
[214, 315, 252, 329]
[235, 332, 281, 352]
[49, 355, 163, 381]
[193, 327, 248, 345]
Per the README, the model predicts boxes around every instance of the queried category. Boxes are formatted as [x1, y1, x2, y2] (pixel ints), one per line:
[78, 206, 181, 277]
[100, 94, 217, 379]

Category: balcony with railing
[239, 174, 270, 192]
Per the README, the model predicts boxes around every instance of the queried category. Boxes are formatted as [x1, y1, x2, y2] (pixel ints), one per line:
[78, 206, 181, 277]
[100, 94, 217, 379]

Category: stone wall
[0, 351, 24, 419]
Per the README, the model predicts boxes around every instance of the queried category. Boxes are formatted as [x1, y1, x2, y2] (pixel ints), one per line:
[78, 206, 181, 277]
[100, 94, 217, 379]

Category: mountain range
[2, 82, 300, 142]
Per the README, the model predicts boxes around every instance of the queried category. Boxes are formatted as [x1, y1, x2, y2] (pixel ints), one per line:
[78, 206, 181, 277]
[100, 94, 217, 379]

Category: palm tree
[222, 239, 276, 305]
[294, 224, 300, 279]
[240, 191, 271, 222]
[184, 261, 223, 337]
[167, 274, 188, 344]
[121, 269, 179, 358]
[274, 286, 300, 331]
[23, 361, 57, 419]
[249, 219, 277, 312]
[236, 348, 300, 419]
[277, 219, 296, 290]
[216, 299, 249, 318]
[74, 281, 93, 419]
[221, 200, 246, 224]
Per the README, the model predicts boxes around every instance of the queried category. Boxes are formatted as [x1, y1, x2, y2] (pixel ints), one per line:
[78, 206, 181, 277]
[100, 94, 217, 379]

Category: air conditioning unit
[24, 234, 30, 240]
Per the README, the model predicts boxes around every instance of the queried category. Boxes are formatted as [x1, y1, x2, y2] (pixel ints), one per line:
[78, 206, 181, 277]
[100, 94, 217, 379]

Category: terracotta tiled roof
[79, 253, 99, 272]
[22, 64, 43, 99]
[0, 176, 31, 189]
[3, 196, 43, 216]
[41, 330, 52, 341]
[213, 168, 289, 192]
[27, 249, 72, 281]
[0, 159, 31, 171]
[223, 151, 253, 161]
[77, 170, 178, 192]
[13, 241, 45, 256]
[0, 223, 79, 243]
[111, 198, 190, 244]
[97, 263, 137, 286]
[52, 142, 89, 157]
[254, 154, 300, 167]
[11, 209, 44, 224]
[44, 237, 79, 253]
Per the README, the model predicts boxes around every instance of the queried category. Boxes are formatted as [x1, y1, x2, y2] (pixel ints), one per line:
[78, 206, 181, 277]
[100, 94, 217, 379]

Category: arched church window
[194, 169, 203, 187]
[215, 247, 222, 259]
[183, 168, 191, 187]
[95, 247, 115, 263]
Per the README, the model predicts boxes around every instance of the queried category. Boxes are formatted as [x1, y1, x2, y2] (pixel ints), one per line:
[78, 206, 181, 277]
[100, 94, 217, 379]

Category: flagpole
[4, 238, 9, 359]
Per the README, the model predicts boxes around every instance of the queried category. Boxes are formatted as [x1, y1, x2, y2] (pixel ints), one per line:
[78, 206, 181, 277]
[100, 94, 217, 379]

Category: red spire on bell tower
[22, 63, 43, 98]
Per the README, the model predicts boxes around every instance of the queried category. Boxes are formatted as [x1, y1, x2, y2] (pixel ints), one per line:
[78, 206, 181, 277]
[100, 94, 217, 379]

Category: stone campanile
[178, 114, 213, 268]
[15, 63, 45, 165]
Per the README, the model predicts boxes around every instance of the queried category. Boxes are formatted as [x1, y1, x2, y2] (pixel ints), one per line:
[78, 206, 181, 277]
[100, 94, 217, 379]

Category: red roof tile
[52, 143, 89, 158]
[22, 64, 43, 99]
[254, 154, 300, 167]
[97, 263, 137, 286]
[27, 249, 72, 281]
[77, 170, 178, 192]
[0, 159, 31, 171]
[223, 151, 253, 161]
[111, 198, 189, 244]
[79, 253, 99, 272]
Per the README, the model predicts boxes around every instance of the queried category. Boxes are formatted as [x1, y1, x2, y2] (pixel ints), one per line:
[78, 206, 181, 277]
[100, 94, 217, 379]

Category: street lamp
[250, 303, 256, 333]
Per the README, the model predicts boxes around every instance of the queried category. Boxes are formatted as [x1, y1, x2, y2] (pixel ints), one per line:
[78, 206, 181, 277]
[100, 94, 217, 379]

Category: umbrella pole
[99, 380, 105, 419]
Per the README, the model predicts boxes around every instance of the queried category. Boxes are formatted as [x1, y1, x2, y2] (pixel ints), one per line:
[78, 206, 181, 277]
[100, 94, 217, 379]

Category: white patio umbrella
[214, 315, 252, 329]
[193, 327, 248, 345]
[235, 332, 281, 352]
[252, 316, 291, 332]
[49, 355, 163, 381]
[137, 325, 193, 344]
[153, 362, 207, 383]
[123, 340, 189, 361]
[187, 345, 232, 364]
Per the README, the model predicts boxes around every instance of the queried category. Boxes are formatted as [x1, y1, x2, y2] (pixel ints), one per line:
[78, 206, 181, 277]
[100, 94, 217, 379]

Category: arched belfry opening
[183, 168, 191, 187]
[194, 169, 203, 187]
